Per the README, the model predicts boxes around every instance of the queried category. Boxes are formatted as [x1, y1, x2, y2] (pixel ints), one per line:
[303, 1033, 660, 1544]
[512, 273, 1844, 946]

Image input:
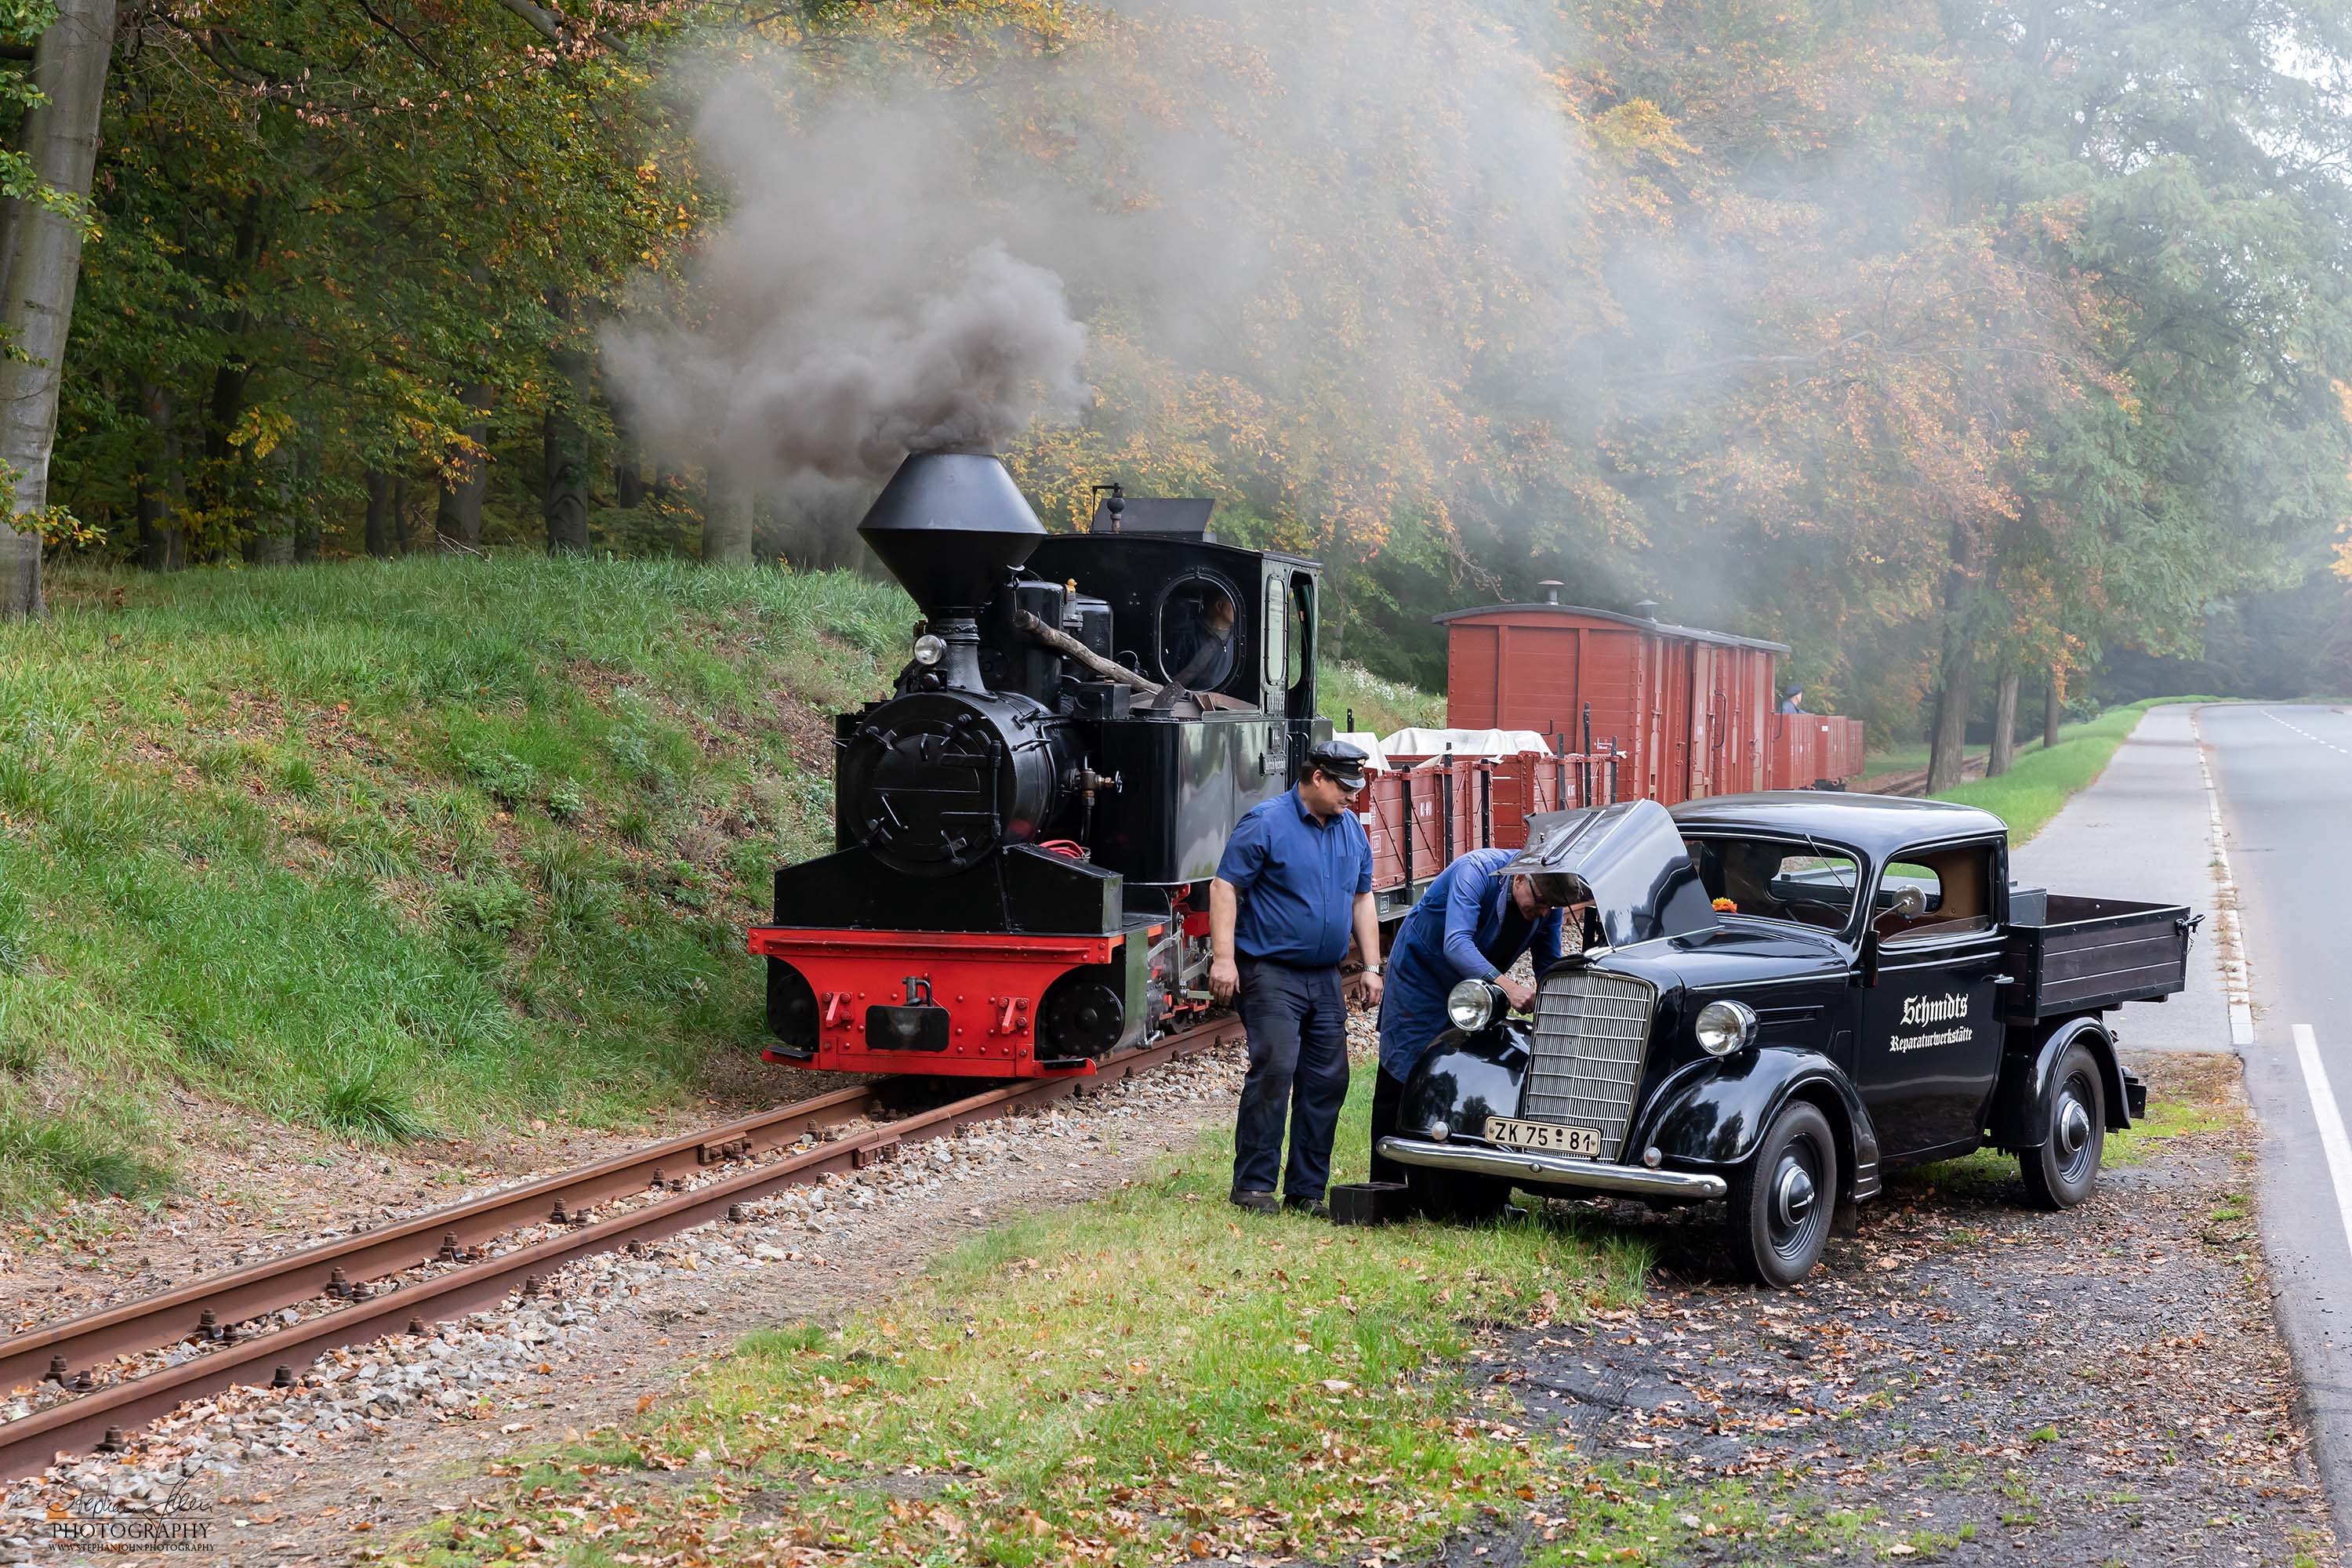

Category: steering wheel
[1780, 898, 1851, 929]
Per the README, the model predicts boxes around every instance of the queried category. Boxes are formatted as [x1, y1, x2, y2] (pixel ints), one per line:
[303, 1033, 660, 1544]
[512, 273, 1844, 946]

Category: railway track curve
[0, 1016, 1242, 1482]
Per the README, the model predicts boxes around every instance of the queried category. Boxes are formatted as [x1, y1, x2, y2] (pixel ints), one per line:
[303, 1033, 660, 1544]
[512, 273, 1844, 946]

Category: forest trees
[5, 0, 2349, 731]
[1537, 0, 2352, 775]
[31, 0, 693, 583]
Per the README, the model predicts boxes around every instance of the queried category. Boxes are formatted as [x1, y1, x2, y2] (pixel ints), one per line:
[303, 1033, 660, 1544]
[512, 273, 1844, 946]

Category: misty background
[52, 0, 2352, 755]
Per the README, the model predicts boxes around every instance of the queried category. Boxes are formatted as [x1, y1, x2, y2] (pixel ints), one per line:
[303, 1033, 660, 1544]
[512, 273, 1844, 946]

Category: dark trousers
[1232, 956, 1349, 1201]
[1369, 1065, 1410, 1185]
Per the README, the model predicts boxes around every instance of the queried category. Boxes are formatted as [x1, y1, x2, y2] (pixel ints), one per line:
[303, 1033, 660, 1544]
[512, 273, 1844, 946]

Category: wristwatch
[1363, 966, 1381, 976]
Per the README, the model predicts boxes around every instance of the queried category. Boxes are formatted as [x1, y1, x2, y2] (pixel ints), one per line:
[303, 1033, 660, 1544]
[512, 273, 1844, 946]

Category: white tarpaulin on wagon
[1329, 731, 1392, 772]
[1380, 728, 1558, 764]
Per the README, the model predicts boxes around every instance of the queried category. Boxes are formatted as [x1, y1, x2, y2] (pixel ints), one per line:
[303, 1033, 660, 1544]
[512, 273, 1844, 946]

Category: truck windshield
[1683, 836, 1860, 935]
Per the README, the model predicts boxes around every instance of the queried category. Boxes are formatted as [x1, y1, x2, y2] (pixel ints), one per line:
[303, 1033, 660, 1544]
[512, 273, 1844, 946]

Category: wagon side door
[1853, 837, 2009, 1160]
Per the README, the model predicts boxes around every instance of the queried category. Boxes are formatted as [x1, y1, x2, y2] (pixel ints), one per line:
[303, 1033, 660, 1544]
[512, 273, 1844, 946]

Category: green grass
[0, 556, 913, 1209]
[1320, 658, 1445, 737]
[412, 1076, 1864, 1566]
[1862, 694, 2242, 786]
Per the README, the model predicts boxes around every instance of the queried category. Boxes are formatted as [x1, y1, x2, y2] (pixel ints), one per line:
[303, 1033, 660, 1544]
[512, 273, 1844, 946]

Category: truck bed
[2002, 895, 2199, 1023]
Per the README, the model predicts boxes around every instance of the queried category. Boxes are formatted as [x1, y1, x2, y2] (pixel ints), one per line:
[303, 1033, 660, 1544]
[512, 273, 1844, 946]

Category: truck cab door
[1853, 840, 2008, 1160]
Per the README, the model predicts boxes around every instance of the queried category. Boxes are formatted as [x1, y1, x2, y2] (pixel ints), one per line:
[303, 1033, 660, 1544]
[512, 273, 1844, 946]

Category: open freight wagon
[1339, 730, 1632, 923]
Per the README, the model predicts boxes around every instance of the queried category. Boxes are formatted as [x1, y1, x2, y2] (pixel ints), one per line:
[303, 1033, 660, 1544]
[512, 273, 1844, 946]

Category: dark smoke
[601, 82, 1090, 496]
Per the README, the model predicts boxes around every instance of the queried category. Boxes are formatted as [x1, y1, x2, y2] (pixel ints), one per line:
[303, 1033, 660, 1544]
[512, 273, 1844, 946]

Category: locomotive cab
[750, 451, 1327, 1080]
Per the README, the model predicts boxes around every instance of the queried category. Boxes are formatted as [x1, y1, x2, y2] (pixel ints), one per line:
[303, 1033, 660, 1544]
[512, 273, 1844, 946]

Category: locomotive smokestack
[856, 450, 1046, 618]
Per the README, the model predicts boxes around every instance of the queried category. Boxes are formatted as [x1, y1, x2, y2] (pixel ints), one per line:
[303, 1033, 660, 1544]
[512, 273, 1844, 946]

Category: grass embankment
[411, 1085, 1777, 1568]
[1321, 659, 1446, 736]
[0, 559, 909, 1208]
[0, 562, 1451, 1211]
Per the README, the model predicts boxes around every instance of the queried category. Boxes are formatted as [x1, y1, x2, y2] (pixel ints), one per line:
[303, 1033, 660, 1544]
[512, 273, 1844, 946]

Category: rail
[0, 1016, 1243, 1481]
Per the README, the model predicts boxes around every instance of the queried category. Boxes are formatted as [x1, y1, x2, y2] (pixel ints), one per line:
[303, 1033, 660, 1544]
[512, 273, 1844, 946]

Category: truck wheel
[1726, 1102, 1838, 1287]
[1406, 1167, 1512, 1223]
[2019, 1041, 2105, 1210]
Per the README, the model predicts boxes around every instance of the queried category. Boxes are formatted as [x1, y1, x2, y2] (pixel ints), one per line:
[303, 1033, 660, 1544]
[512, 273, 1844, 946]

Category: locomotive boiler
[750, 450, 1328, 1077]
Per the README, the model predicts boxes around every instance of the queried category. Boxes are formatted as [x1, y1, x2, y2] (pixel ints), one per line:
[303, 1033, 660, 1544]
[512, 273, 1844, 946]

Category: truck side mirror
[1859, 929, 1882, 989]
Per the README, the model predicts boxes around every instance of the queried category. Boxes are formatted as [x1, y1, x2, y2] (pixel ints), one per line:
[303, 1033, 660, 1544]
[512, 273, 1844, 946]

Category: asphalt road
[2203, 702, 2352, 1523]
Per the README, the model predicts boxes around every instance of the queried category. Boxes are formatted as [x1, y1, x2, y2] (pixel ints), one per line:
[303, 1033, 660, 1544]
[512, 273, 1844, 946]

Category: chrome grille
[1522, 968, 1656, 1161]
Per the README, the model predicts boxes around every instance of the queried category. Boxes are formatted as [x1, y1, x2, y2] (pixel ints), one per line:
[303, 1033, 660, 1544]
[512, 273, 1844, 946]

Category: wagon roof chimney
[1633, 598, 1660, 621]
[1537, 579, 1563, 605]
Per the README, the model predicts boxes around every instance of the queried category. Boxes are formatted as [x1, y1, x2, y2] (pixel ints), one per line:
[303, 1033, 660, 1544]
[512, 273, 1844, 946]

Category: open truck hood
[1497, 799, 1719, 950]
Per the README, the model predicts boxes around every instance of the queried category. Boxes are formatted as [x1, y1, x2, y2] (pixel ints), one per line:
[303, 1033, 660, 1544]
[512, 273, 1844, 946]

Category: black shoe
[1283, 1194, 1330, 1219]
[1229, 1189, 1279, 1213]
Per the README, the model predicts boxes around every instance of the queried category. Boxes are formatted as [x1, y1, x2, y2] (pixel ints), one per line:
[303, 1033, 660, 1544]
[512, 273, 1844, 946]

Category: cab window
[1684, 836, 1860, 933]
[1875, 844, 1996, 943]
[1156, 576, 1243, 694]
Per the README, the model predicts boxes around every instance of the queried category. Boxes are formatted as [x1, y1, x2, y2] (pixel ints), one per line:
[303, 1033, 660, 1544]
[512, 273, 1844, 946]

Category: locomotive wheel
[2019, 1041, 2105, 1210]
[1725, 1101, 1837, 1288]
[1040, 972, 1126, 1061]
[1405, 1166, 1513, 1223]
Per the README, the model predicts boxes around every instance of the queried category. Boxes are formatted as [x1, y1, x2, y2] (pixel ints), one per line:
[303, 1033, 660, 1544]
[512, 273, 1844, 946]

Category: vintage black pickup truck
[1374, 793, 2198, 1286]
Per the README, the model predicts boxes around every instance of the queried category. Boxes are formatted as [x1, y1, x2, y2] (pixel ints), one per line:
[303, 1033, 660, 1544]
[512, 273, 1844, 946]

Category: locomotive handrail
[1011, 608, 1258, 713]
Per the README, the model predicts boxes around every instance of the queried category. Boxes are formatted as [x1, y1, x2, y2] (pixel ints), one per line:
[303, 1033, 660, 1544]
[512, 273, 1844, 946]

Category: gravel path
[1493, 1051, 2335, 1565]
[4, 1047, 1247, 1566]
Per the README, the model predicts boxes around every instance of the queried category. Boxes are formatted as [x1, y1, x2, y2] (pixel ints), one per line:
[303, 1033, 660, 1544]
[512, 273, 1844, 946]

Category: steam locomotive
[749, 451, 1329, 1078]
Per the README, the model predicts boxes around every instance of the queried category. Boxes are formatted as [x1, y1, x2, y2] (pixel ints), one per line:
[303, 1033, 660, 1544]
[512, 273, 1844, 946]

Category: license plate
[1484, 1116, 1600, 1157]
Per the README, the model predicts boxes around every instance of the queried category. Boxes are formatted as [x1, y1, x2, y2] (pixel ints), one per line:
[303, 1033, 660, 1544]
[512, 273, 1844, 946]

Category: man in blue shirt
[1369, 848, 1581, 1186]
[1210, 739, 1381, 1216]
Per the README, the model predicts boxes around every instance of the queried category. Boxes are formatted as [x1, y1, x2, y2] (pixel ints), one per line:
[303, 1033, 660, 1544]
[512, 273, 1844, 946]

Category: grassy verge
[1929, 696, 2227, 844]
[1908, 1089, 2230, 1196]
[0, 557, 909, 1209]
[408, 1077, 1845, 1567]
[1321, 659, 1446, 736]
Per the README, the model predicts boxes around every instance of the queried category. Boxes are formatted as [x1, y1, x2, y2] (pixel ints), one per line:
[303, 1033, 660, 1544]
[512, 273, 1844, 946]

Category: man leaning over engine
[1369, 849, 1581, 1188]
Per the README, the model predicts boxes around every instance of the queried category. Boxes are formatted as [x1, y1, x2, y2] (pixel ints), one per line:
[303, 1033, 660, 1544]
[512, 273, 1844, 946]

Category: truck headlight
[1693, 999, 1757, 1057]
[1446, 979, 1499, 1033]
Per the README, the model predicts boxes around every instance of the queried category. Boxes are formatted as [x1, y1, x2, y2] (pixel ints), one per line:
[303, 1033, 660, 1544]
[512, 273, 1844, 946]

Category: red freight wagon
[1437, 583, 1860, 803]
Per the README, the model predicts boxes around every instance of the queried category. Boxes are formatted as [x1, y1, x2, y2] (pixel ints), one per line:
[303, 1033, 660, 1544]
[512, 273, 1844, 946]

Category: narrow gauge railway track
[1860, 748, 1989, 798]
[0, 1017, 1243, 1482]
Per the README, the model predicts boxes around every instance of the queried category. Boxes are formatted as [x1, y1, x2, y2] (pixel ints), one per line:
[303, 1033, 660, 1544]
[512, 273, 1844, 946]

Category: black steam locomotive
[750, 451, 1328, 1077]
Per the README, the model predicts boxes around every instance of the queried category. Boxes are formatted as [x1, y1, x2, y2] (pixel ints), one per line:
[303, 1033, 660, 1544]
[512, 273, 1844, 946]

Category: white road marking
[2192, 710, 2256, 1047]
[2263, 708, 2350, 754]
[2295, 1024, 2352, 1262]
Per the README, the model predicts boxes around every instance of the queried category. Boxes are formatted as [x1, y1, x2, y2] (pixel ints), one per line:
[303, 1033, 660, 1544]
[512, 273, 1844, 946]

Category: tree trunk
[542, 294, 591, 554]
[543, 401, 590, 552]
[1926, 662, 1975, 793]
[704, 468, 754, 564]
[2043, 669, 2063, 748]
[0, 0, 118, 619]
[614, 404, 645, 510]
[285, 427, 320, 563]
[1987, 667, 2020, 777]
[435, 384, 489, 549]
[214, 198, 262, 561]
[135, 381, 183, 570]
[1923, 542, 1980, 793]
[364, 470, 399, 558]
[392, 476, 409, 554]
